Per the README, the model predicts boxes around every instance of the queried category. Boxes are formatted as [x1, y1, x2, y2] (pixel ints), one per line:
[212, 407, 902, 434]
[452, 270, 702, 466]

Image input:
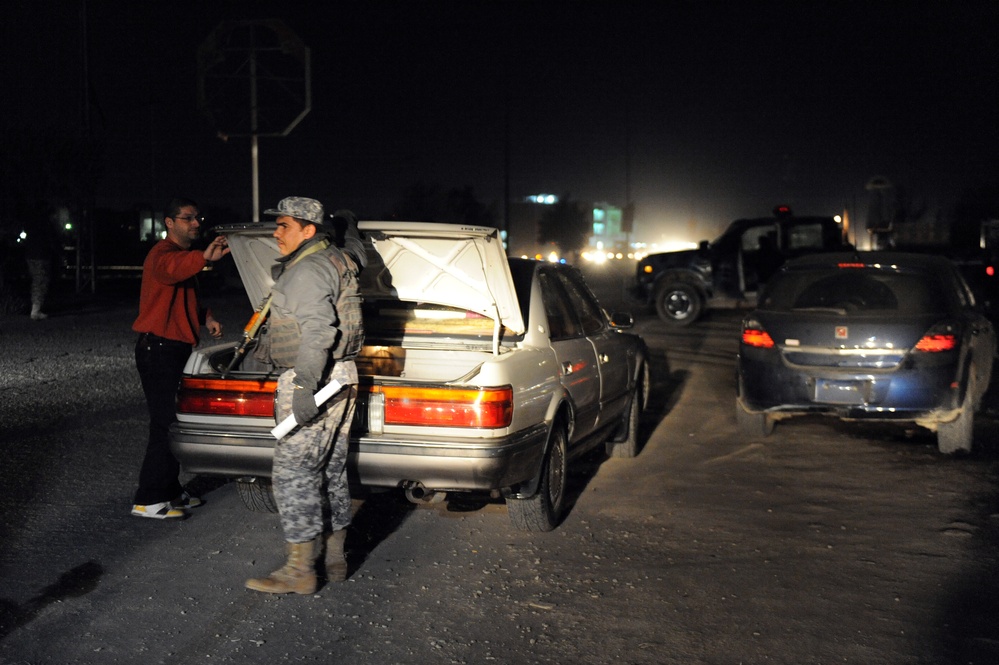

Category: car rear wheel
[507, 424, 568, 532]
[656, 282, 703, 326]
[607, 361, 649, 458]
[237, 477, 279, 512]
[607, 388, 640, 458]
[937, 372, 975, 454]
[735, 400, 775, 438]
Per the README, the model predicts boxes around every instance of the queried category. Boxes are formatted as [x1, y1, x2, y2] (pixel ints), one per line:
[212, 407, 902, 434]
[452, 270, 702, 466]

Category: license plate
[814, 379, 869, 404]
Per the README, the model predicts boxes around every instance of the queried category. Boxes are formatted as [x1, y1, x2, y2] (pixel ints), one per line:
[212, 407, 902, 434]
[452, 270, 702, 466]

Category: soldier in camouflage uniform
[246, 197, 365, 595]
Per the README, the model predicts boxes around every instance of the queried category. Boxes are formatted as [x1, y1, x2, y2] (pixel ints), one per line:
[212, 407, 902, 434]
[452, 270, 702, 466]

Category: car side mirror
[609, 312, 634, 329]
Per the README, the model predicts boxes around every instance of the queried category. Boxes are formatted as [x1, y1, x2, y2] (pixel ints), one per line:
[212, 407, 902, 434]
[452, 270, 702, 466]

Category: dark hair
[166, 197, 198, 219]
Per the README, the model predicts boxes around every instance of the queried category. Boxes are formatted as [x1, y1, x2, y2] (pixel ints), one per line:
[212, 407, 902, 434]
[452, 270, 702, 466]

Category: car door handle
[599, 353, 610, 364]
[562, 360, 592, 374]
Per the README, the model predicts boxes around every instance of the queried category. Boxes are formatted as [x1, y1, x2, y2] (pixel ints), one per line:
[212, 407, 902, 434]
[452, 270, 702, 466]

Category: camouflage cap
[263, 197, 325, 225]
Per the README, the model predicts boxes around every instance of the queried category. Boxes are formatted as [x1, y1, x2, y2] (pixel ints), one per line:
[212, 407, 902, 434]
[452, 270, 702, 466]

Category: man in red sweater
[131, 198, 230, 519]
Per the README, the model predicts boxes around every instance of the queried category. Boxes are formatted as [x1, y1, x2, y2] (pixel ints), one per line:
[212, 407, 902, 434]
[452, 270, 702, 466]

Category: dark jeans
[133, 334, 192, 505]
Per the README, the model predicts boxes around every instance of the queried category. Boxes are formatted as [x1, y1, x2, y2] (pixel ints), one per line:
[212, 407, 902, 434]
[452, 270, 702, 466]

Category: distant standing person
[22, 205, 61, 320]
[245, 197, 364, 594]
[131, 198, 230, 519]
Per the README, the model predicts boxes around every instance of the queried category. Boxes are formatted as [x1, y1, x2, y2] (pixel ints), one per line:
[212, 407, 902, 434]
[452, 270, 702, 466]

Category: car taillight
[914, 333, 957, 353]
[177, 378, 278, 417]
[366, 385, 514, 428]
[742, 325, 775, 348]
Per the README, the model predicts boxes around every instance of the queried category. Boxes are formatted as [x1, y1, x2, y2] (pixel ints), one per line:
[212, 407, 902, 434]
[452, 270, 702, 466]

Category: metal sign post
[198, 20, 311, 221]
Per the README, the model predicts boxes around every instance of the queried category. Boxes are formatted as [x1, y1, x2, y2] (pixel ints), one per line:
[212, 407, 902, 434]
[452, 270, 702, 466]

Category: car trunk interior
[206, 342, 492, 383]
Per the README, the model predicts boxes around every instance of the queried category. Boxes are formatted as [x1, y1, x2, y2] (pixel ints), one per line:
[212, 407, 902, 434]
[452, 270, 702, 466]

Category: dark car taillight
[177, 377, 278, 417]
[913, 322, 958, 353]
[914, 334, 957, 353]
[741, 320, 775, 348]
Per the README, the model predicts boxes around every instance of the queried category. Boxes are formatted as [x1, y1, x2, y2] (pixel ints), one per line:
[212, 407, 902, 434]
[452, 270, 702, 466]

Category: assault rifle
[221, 295, 273, 378]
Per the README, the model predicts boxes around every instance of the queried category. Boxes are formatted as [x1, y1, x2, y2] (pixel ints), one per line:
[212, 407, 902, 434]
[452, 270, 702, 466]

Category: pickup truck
[170, 221, 649, 532]
[634, 210, 850, 325]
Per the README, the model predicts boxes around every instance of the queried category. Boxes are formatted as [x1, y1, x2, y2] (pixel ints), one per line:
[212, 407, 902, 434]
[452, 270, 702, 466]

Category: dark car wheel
[237, 477, 279, 512]
[507, 424, 568, 532]
[938, 372, 975, 454]
[735, 400, 775, 438]
[656, 282, 703, 326]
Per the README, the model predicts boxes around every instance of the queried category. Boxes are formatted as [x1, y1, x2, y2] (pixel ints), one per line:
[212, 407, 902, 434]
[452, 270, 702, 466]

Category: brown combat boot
[322, 529, 348, 582]
[245, 540, 318, 594]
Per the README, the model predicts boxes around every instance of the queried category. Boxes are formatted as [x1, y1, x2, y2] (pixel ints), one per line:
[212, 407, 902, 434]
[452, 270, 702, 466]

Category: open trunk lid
[221, 220, 525, 337]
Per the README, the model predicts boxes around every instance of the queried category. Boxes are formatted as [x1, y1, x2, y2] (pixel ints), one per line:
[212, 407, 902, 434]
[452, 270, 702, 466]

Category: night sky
[5, 0, 998, 244]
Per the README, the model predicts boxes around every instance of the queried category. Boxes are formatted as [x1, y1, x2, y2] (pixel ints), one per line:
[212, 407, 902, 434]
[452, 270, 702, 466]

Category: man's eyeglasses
[174, 215, 205, 223]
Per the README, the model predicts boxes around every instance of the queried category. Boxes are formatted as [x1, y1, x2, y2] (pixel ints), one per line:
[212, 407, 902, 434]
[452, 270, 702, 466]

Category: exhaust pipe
[403, 481, 446, 504]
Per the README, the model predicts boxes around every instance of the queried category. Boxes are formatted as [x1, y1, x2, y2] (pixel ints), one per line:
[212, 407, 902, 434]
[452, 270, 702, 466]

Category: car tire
[735, 400, 775, 438]
[607, 360, 649, 458]
[507, 424, 568, 532]
[937, 372, 975, 454]
[236, 477, 279, 513]
[655, 282, 703, 326]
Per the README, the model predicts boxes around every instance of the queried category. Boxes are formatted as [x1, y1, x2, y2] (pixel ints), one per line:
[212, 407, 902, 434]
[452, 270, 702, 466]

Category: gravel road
[1, 274, 998, 665]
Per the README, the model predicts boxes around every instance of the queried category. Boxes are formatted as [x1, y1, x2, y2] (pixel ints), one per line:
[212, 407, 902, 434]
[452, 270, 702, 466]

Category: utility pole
[77, 0, 95, 293]
[503, 104, 510, 250]
[622, 102, 635, 239]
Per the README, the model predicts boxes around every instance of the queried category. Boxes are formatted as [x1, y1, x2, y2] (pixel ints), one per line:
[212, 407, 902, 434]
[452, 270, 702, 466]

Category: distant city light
[526, 194, 558, 205]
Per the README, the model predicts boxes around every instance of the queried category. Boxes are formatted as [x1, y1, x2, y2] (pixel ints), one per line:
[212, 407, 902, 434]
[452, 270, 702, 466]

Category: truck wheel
[237, 477, 278, 513]
[735, 400, 775, 438]
[656, 282, 703, 326]
[507, 425, 568, 532]
[938, 372, 975, 454]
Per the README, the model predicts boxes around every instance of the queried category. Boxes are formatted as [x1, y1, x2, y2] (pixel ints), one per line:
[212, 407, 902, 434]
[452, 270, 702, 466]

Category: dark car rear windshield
[760, 268, 956, 315]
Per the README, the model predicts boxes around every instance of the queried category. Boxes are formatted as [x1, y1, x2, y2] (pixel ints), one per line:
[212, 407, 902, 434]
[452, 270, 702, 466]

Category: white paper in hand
[270, 380, 343, 439]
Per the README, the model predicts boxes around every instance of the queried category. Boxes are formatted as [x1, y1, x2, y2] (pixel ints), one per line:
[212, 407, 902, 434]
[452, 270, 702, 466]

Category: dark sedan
[735, 252, 996, 453]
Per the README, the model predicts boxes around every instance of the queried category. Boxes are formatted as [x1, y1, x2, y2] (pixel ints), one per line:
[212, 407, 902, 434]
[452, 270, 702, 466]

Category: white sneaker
[131, 501, 187, 520]
[30, 311, 48, 320]
[170, 490, 203, 510]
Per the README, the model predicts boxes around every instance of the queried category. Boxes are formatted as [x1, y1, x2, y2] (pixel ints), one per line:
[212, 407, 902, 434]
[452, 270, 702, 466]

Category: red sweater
[132, 238, 210, 344]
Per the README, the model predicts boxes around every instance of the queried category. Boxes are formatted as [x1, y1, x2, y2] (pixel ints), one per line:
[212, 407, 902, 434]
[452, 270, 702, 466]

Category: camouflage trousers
[273, 361, 358, 543]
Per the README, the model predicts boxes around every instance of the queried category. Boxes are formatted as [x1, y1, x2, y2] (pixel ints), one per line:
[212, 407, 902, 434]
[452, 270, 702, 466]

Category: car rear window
[760, 268, 956, 315]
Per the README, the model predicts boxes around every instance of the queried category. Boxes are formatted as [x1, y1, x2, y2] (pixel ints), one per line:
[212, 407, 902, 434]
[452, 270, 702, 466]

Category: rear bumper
[736, 356, 962, 424]
[169, 422, 548, 493]
[736, 395, 953, 423]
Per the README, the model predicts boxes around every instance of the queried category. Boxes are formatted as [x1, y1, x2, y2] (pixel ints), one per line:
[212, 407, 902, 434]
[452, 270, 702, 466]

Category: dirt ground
[1, 273, 998, 665]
